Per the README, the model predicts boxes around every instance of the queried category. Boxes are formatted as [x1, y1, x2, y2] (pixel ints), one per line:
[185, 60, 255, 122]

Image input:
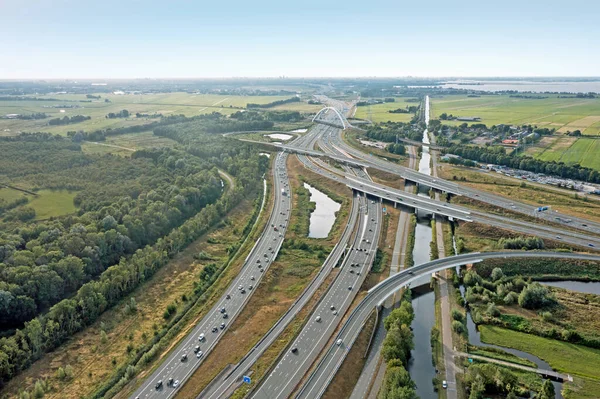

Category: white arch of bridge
[312, 107, 347, 129]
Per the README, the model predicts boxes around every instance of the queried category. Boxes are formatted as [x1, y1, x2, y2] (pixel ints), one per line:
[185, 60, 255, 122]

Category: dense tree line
[446, 145, 600, 182]
[246, 96, 300, 108]
[379, 291, 417, 399]
[363, 122, 423, 144]
[15, 113, 48, 120]
[48, 115, 91, 125]
[106, 109, 130, 118]
[0, 141, 226, 330]
[386, 143, 406, 155]
[0, 125, 267, 387]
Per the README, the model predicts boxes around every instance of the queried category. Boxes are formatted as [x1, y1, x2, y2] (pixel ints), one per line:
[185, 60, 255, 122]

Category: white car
[173, 380, 180, 388]
[336, 339, 343, 346]
[196, 351, 203, 359]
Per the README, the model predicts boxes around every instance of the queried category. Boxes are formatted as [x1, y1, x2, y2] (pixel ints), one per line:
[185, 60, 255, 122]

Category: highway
[129, 152, 292, 399]
[252, 114, 384, 399]
[199, 190, 362, 399]
[296, 251, 600, 399]
[253, 194, 382, 399]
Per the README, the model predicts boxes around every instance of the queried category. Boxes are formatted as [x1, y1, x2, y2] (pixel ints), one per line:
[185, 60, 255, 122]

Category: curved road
[297, 251, 600, 398]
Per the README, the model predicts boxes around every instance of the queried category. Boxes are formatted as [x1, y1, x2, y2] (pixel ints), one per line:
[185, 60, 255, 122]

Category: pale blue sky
[1, 0, 598, 78]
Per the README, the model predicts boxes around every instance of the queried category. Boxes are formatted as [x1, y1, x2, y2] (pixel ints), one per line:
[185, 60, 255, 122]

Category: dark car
[156, 380, 163, 389]
[291, 347, 298, 354]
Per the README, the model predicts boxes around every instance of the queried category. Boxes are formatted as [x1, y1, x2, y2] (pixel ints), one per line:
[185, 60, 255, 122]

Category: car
[194, 345, 200, 353]
[330, 305, 336, 311]
[256, 259, 261, 263]
[212, 327, 218, 333]
[220, 323, 226, 329]
[589, 243, 596, 247]
[291, 347, 298, 354]
[442, 380, 447, 389]
[250, 275, 255, 281]
[556, 236, 561, 239]
[336, 339, 343, 346]
[333, 310, 338, 315]
[241, 289, 246, 294]
[248, 285, 253, 290]
[348, 286, 352, 290]
[238, 285, 243, 290]
[220, 307, 226, 313]
[583, 223, 588, 227]
[156, 380, 163, 389]
[223, 313, 228, 319]
[196, 351, 203, 359]
[226, 294, 231, 299]
[316, 316, 321, 322]
[168, 377, 174, 386]
[181, 354, 187, 362]
[357, 271, 361, 276]
[173, 380, 180, 388]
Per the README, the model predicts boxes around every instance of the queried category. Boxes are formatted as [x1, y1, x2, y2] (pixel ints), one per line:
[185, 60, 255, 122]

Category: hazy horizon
[2, 0, 598, 79]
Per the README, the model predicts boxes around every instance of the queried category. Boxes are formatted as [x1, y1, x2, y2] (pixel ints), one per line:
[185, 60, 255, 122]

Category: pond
[541, 280, 600, 295]
[303, 183, 340, 238]
[264, 133, 293, 141]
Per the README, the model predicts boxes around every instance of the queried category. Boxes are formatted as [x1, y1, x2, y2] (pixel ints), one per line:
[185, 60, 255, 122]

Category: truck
[537, 206, 549, 212]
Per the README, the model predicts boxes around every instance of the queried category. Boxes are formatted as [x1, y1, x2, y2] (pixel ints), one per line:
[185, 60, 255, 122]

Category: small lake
[304, 183, 340, 238]
[264, 133, 293, 141]
[290, 128, 308, 133]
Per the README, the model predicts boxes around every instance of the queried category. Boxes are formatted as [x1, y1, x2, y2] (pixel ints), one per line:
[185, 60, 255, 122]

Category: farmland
[0, 92, 320, 136]
[354, 97, 419, 123]
[430, 94, 600, 134]
[534, 137, 600, 170]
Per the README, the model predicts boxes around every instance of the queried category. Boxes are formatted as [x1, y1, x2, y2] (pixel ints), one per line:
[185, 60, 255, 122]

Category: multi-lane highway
[296, 251, 600, 398]
[253, 194, 382, 399]
[199, 190, 362, 399]
[129, 153, 292, 399]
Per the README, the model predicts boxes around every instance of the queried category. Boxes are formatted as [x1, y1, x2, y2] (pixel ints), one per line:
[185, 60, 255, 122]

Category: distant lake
[439, 80, 600, 93]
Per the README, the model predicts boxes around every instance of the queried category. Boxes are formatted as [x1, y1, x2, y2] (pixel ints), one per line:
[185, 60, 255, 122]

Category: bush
[503, 291, 519, 305]
[490, 267, 504, 281]
[452, 320, 466, 334]
[486, 302, 501, 317]
[451, 309, 464, 322]
[518, 282, 556, 309]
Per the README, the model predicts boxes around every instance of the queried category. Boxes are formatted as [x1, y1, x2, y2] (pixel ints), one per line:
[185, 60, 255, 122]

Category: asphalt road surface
[129, 152, 292, 399]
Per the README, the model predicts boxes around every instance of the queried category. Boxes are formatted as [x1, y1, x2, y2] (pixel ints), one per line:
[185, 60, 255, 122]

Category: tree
[490, 267, 504, 281]
[535, 380, 555, 399]
[518, 282, 556, 309]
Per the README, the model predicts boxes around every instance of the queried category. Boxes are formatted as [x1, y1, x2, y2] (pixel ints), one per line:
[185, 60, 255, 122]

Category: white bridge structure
[312, 107, 350, 129]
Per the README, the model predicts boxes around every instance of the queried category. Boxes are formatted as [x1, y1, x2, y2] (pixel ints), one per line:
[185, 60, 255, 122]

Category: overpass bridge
[296, 251, 600, 399]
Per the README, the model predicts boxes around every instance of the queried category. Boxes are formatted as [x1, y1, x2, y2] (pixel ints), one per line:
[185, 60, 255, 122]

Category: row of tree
[106, 110, 130, 119]
[446, 145, 600, 183]
[48, 115, 91, 126]
[246, 96, 300, 108]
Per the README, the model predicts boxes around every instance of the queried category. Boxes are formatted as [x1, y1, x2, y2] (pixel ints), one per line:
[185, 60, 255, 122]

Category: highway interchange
[129, 101, 600, 399]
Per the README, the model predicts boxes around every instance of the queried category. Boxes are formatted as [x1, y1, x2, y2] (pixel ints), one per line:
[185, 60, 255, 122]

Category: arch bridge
[312, 107, 349, 129]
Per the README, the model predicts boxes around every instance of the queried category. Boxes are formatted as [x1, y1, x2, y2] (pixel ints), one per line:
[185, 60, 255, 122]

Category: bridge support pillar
[394, 202, 397, 209]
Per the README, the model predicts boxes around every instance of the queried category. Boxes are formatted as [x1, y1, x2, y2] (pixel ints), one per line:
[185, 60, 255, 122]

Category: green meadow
[430, 94, 600, 134]
[354, 97, 419, 123]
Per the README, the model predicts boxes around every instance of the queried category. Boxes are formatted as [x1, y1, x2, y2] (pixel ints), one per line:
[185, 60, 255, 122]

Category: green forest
[0, 119, 269, 388]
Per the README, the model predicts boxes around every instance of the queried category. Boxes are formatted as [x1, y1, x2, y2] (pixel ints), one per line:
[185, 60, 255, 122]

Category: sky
[1, 0, 599, 79]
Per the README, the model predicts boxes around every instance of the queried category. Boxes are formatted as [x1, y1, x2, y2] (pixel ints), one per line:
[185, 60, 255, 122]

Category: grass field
[430, 95, 600, 134]
[0, 187, 27, 202]
[354, 98, 418, 123]
[81, 131, 178, 156]
[479, 325, 600, 397]
[535, 137, 600, 170]
[29, 190, 78, 219]
[0, 92, 319, 136]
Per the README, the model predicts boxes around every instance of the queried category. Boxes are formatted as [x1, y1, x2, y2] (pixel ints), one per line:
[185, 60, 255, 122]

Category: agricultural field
[430, 94, 600, 134]
[0, 92, 319, 136]
[354, 97, 419, 123]
[534, 137, 600, 170]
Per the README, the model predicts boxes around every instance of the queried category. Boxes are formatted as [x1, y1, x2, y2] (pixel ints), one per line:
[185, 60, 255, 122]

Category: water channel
[304, 183, 340, 239]
[407, 96, 438, 398]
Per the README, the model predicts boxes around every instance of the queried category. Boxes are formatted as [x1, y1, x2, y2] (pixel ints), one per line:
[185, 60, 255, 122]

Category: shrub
[452, 320, 466, 334]
[451, 309, 464, 322]
[518, 282, 556, 309]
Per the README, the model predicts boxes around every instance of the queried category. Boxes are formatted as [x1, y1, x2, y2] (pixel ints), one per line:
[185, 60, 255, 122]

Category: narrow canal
[407, 96, 438, 398]
[304, 182, 341, 239]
